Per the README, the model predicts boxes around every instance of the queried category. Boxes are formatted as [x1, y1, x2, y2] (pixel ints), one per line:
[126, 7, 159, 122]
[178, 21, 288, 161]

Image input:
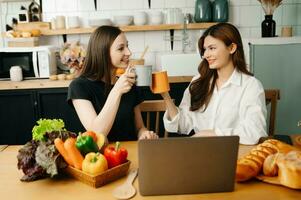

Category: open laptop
[138, 136, 239, 196]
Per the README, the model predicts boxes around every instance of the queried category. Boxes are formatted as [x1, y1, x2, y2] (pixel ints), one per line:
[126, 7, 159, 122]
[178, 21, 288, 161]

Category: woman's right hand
[112, 67, 136, 95]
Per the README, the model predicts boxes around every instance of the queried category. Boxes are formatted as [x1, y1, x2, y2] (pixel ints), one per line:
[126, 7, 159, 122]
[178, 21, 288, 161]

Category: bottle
[261, 15, 276, 37]
[194, 0, 212, 22]
[212, 0, 229, 22]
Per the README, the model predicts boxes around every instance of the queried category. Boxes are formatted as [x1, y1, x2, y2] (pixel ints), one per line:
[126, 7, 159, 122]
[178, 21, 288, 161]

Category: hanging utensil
[94, 0, 97, 10]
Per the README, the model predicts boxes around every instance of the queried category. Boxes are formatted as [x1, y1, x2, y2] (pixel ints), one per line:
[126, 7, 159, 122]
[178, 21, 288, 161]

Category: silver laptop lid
[138, 136, 239, 196]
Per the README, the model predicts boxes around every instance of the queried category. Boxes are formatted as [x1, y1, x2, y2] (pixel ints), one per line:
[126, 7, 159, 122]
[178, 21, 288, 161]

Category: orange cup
[115, 68, 125, 76]
[151, 71, 170, 94]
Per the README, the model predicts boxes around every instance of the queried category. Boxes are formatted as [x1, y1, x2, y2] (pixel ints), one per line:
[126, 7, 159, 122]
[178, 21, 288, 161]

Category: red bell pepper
[104, 141, 128, 168]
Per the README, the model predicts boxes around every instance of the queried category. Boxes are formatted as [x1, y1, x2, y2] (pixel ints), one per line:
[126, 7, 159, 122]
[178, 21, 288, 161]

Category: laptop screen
[138, 136, 239, 196]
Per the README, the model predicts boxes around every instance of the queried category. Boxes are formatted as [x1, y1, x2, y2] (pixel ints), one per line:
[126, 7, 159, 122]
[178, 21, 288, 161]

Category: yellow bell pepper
[82, 152, 108, 175]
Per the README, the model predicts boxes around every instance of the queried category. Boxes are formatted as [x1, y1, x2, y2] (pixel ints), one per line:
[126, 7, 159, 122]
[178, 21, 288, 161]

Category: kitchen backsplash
[1, 0, 301, 70]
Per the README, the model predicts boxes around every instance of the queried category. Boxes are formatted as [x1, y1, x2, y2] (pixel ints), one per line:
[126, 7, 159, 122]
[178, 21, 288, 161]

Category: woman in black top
[67, 26, 158, 141]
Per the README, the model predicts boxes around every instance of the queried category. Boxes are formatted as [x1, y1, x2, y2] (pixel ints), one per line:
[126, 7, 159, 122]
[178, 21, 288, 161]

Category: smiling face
[110, 33, 132, 69]
[203, 35, 234, 70]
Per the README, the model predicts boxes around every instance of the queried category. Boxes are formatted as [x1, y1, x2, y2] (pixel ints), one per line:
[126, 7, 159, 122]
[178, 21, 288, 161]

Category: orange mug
[115, 68, 126, 76]
[151, 71, 170, 94]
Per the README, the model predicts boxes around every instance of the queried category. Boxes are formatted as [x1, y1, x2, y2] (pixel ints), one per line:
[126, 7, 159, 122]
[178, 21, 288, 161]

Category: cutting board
[256, 175, 281, 186]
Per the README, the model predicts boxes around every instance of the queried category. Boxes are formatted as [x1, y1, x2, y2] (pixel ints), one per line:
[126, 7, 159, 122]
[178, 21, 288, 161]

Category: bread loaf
[236, 139, 296, 182]
[263, 153, 280, 176]
[277, 150, 301, 189]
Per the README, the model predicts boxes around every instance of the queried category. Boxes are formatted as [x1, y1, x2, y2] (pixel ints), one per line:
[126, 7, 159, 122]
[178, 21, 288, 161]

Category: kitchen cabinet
[0, 90, 37, 144]
[36, 88, 84, 133]
[0, 82, 190, 144]
[0, 88, 84, 145]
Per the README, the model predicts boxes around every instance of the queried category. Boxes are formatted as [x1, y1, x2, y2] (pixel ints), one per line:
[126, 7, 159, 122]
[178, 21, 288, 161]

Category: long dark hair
[189, 22, 252, 111]
[80, 25, 122, 95]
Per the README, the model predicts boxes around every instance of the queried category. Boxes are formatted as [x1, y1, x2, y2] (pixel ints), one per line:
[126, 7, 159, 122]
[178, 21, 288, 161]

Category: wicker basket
[64, 161, 131, 188]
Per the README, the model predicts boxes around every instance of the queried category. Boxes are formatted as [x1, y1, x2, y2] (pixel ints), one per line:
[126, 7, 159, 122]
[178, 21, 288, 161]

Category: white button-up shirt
[163, 69, 267, 145]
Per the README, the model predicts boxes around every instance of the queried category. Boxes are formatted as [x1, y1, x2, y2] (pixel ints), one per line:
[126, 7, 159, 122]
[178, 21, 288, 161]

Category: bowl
[88, 18, 112, 27]
[113, 15, 133, 26]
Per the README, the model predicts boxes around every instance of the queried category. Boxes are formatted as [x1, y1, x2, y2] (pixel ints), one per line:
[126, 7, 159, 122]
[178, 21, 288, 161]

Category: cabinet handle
[34, 101, 38, 106]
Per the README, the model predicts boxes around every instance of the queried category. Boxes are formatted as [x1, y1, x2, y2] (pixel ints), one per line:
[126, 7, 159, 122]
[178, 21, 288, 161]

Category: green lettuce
[32, 119, 66, 141]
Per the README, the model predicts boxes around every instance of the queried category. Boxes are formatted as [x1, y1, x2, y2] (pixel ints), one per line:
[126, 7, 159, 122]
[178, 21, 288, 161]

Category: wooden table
[0, 142, 300, 200]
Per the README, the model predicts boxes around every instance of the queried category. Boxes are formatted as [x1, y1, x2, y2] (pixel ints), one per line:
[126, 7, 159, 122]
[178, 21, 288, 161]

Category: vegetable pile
[17, 118, 129, 182]
[17, 118, 76, 181]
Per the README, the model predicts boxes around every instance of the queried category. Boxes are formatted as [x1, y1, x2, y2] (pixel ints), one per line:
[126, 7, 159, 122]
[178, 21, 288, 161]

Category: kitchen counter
[0, 76, 193, 90]
[1, 140, 301, 200]
[0, 145, 8, 152]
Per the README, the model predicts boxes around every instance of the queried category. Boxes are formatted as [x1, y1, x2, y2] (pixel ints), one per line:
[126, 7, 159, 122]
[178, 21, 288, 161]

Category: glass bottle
[194, 0, 212, 22]
[261, 15, 276, 37]
[212, 0, 229, 22]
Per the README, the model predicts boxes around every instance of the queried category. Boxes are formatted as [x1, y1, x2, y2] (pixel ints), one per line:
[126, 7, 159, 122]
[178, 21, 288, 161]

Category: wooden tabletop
[0, 142, 300, 200]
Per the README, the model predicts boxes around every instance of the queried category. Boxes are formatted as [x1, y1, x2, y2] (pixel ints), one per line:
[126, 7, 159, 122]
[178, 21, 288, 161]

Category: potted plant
[60, 41, 86, 76]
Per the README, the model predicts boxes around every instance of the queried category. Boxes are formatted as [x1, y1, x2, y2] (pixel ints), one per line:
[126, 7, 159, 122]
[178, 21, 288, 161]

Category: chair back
[265, 89, 280, 136]
[139, 100, 167, 137]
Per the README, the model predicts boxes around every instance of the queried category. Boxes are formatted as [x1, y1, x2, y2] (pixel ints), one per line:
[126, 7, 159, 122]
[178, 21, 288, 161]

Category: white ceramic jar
[10, 66, 23, 81]
[134, 12, 147, 25]
[56, 16, 66, 29]
[66, 16, 80, 29]
[149, 11, 163, 25]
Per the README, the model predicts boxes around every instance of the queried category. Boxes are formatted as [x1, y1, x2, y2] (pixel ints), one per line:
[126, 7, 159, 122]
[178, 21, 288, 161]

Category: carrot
[54, 138, 74, 166]
[64, 138, 84, 170]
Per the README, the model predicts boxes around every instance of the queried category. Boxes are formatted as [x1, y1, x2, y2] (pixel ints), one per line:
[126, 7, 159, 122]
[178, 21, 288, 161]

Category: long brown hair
[189, 22, 252, 111]
[80, 25, 122, 95]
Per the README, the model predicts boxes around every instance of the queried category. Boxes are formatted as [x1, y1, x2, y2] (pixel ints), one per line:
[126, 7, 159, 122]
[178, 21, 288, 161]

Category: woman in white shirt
[161, 23, 267, 144]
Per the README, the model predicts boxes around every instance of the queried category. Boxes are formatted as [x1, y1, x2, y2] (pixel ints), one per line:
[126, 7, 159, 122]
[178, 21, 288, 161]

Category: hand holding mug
[113, 67, 136, 95]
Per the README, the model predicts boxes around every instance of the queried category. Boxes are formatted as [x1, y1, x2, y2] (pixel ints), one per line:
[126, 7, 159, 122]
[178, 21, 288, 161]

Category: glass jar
[212, 0, 229, 22]
[194, 0, 212, 22]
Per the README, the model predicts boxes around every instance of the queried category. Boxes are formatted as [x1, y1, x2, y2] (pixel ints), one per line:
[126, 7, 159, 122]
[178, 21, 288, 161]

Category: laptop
[138, 136, 239, 196]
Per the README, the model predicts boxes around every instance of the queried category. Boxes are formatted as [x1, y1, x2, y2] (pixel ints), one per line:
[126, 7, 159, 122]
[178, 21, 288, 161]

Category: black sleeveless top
[67, 76, 144, 141]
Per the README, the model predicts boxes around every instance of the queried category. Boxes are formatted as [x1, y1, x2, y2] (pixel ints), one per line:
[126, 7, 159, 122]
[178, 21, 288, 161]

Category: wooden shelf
[41, 23, 217, 36]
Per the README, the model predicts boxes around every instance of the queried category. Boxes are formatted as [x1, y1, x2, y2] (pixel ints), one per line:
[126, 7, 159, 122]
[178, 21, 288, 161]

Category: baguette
[263, 153, 280, 176]
[236, 139, 296, 182]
